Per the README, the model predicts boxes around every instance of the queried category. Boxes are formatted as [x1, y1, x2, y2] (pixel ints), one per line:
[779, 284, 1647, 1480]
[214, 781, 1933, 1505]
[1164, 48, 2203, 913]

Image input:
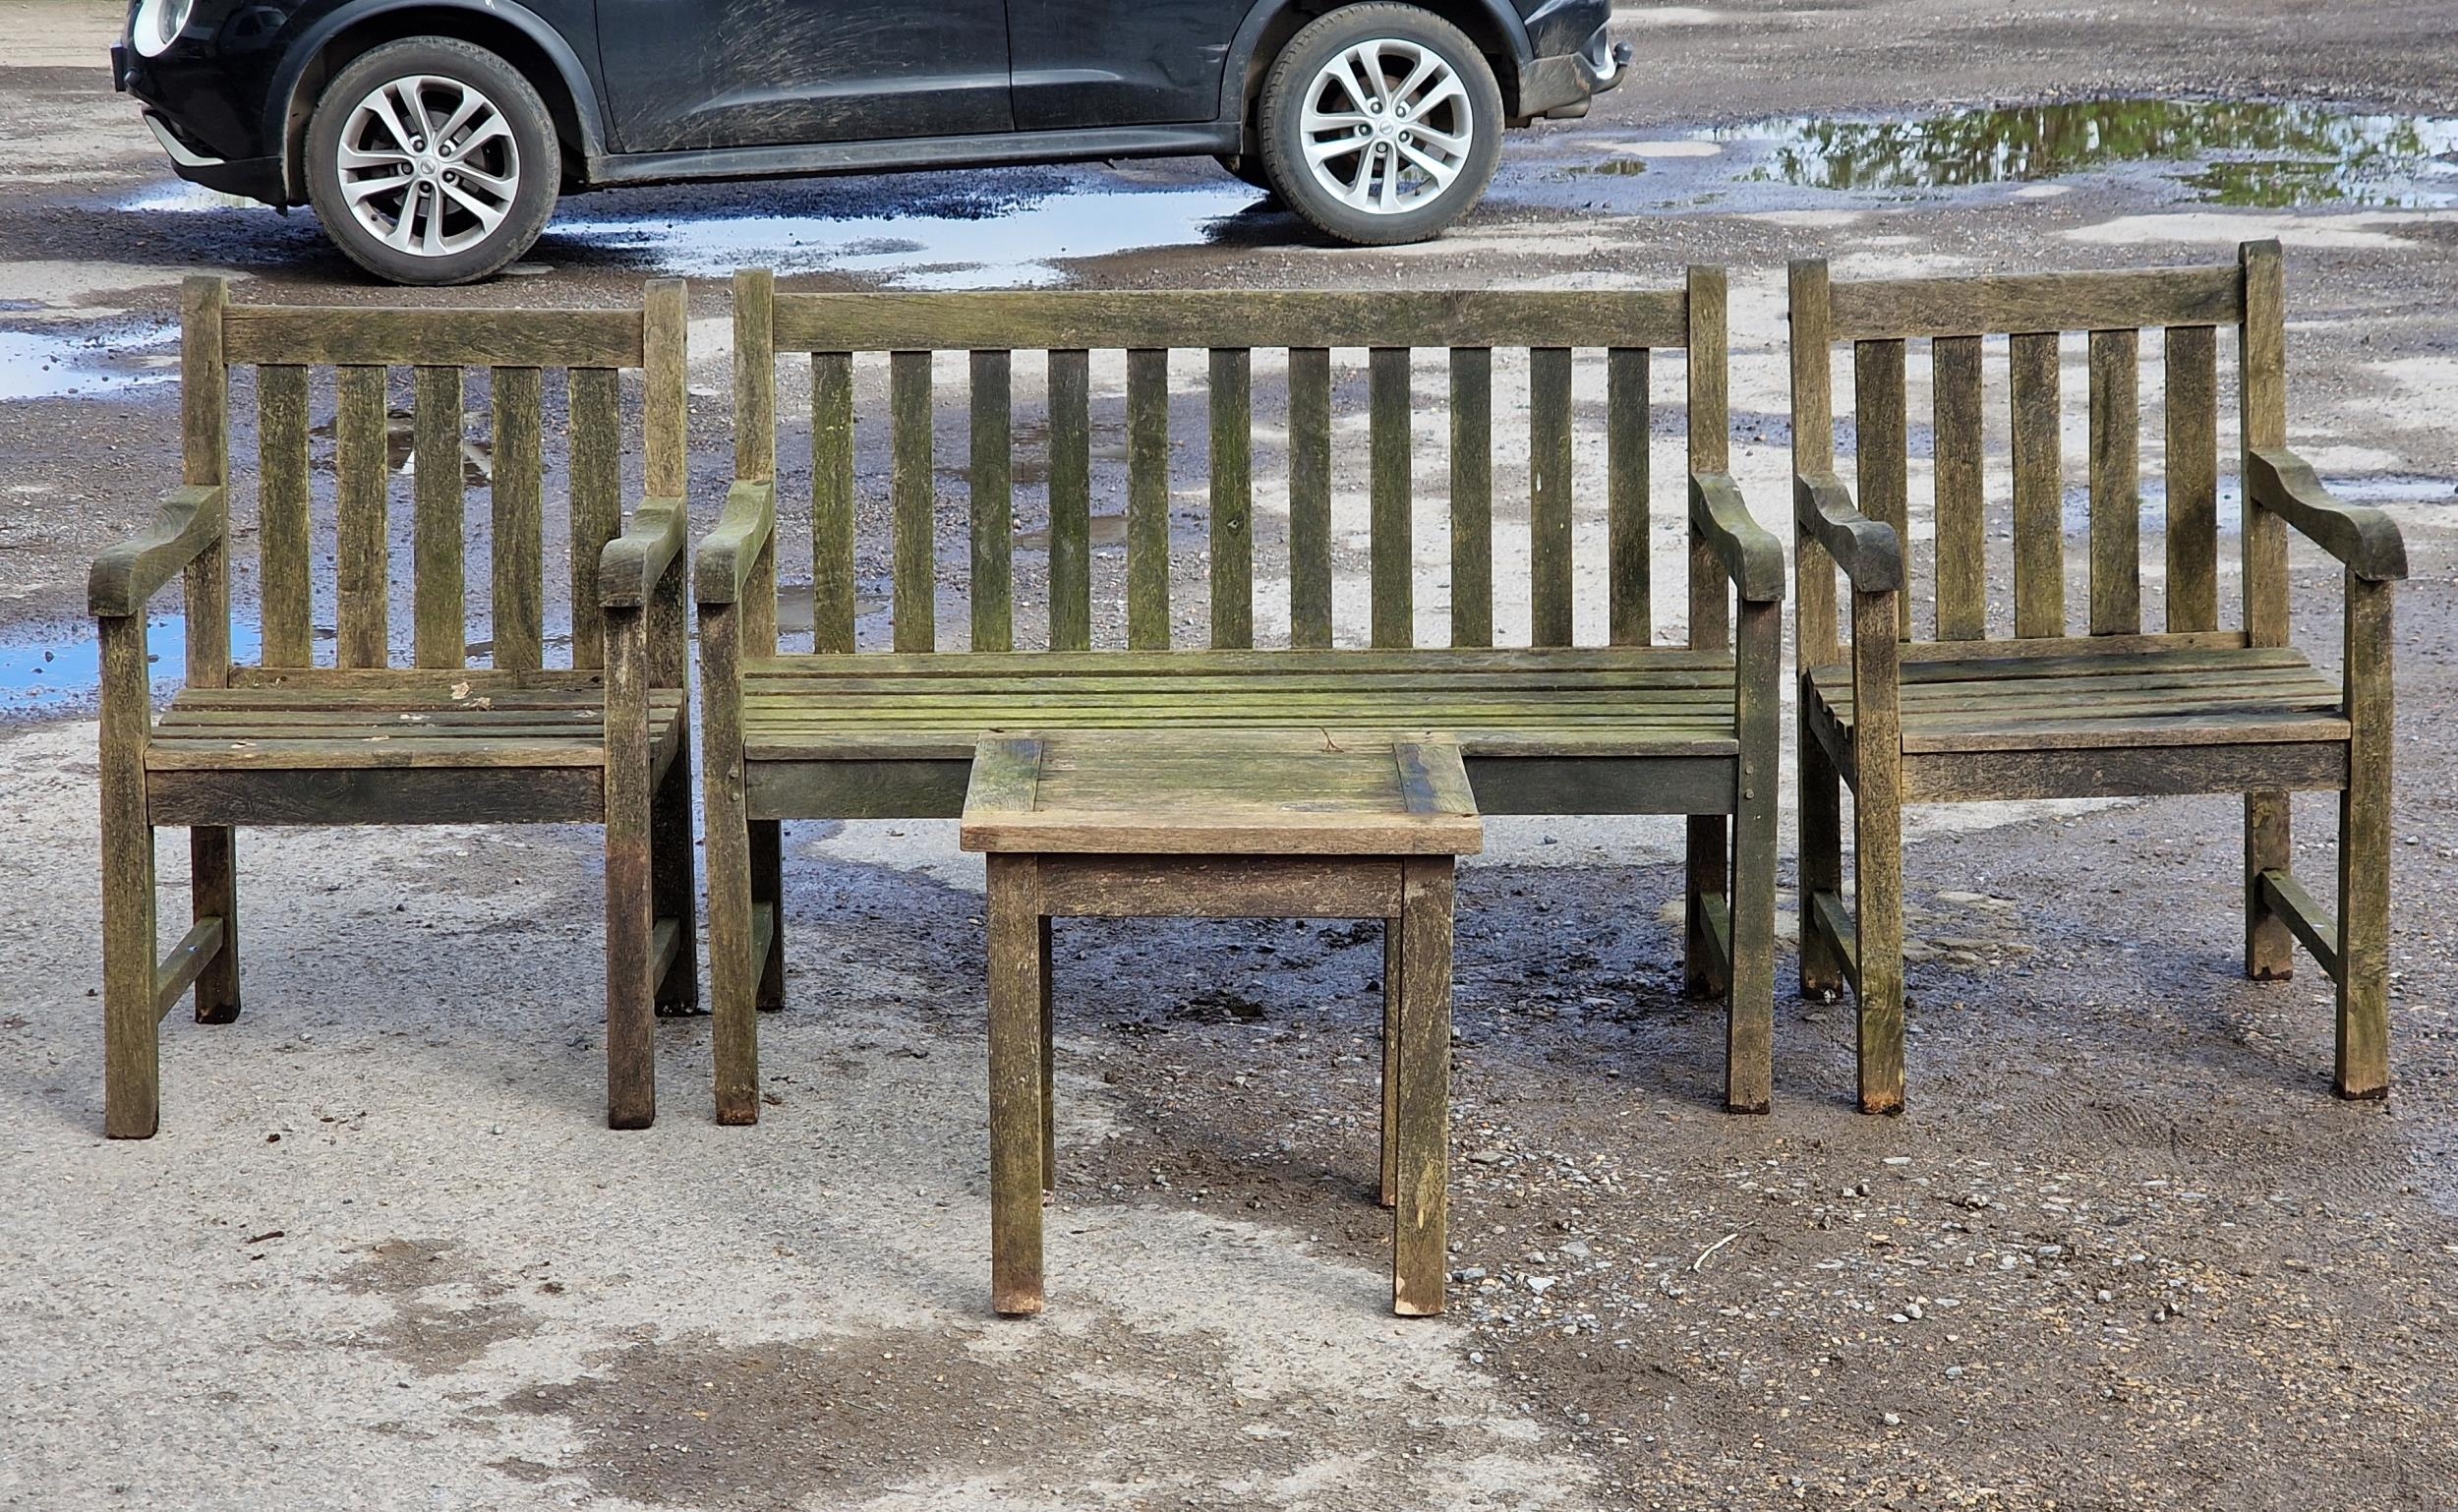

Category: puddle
[0, 326, 179, 402]
[551, 184, 1265, 287]
[118, 183, 263, 214]
[310, 405, 495, 485]
[1725, 99, 2458, 207]
[0, 616, 265, 716]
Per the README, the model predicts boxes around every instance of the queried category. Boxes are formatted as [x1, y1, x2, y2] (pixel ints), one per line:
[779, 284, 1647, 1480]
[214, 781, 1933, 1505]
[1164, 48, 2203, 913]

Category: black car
[114, 0, 1623, 284]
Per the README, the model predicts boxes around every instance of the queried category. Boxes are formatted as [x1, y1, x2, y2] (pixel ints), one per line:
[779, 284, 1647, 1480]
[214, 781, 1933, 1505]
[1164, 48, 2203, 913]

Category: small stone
[1526, 1276, 1558, 1295]
[1883, 1413, 1902, 1427]
[1468, 1149, 1509, 1166]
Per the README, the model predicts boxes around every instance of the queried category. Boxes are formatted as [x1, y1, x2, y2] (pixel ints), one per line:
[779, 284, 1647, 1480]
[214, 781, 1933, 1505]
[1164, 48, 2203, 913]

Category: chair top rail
[769, 288, 1694, 355]
[1825, 264, 2243, 342]
[220, 304, 649, 370]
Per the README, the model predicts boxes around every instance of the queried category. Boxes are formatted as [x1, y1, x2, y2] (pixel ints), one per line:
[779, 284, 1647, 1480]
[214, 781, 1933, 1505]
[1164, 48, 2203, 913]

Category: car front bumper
[1517, 15, 1628, 120]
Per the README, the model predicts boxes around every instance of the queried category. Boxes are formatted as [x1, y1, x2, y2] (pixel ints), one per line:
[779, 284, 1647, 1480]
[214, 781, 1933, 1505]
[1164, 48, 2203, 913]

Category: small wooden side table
[960, 730, 1484, 1318]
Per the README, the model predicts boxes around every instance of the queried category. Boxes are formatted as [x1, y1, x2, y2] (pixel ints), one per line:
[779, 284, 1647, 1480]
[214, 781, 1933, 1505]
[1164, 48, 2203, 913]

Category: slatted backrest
[202, 276, 685, 677]
[736, 271, 1734, 657]
[1789, 244, 2275, 656]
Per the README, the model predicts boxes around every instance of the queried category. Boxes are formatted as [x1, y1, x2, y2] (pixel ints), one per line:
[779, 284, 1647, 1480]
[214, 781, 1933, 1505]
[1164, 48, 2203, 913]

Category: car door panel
[1006, 0, 1246, 130]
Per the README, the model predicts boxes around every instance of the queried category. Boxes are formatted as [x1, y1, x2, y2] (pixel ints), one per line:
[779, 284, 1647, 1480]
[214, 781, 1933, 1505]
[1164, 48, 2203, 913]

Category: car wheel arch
[1217, 0, 1530, 145]
[265, 0, 605, 204]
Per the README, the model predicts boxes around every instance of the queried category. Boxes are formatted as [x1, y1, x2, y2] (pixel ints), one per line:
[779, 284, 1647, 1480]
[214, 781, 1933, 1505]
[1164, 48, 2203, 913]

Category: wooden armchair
[1788, 240, 2404, 1114]
[93, 276, 697, 1136]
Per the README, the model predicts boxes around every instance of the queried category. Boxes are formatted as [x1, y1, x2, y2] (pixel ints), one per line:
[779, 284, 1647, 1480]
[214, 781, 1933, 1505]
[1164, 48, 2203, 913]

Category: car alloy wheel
[1296, 38, 1473, 215]
[334, 74, 522, 258]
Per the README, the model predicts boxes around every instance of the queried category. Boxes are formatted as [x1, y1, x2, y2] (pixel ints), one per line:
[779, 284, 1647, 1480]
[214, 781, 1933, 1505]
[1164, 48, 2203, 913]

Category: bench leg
[1379, 920, 1400, 1209]
[101, 781, 159, 1140]
[189, 827, 239, 1024]
[1726, 785, 1778, 1117]
[2246, 792, 2296, 981]
[1038, 915, 1056, 1192]
[1683, 816, 1730, 1000]
[651, 727, 698, 1016]
[603, 625, 657, 1132]
[1799, 721, 1847, 999]
[1854, 780, 1905, 1117]
[708, 787, 761, 1126]
[752, 819, 786, 1012]
[988, 855, 1045, 1316]
[1392, 857, 1451, 1317]
[2336, 576, 2392, 1099]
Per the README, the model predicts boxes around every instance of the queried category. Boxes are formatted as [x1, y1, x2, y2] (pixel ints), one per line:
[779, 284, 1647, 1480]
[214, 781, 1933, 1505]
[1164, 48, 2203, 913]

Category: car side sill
[584, 124, 1244, 190]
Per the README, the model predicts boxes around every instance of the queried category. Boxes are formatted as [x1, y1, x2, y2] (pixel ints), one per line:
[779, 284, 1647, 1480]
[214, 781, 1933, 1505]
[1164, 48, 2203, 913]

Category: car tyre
[1256, 3, 1502, 246]
[1214, 153, 1278, 197]
[304, 36, 558, 286]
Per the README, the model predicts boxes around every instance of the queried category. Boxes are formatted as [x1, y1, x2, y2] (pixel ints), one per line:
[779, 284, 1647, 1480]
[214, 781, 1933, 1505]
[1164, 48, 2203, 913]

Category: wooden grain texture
[987, 853, 1046, 1314]
[1370, 345, 1413, 648]
[1449, 346, 1493, 648]
[1853, 338, 1909, 638]
[811, 351, 857, 653]
[1381, 921, 1401, 1208]
[1726, 600, 1781, 1113]
[1127, 347, 1171, 650]
[771, 288, 1688, 353]
[1930, 334, 1987, 640]
[1788, 260, 1840, 672]
[333, 363, 390, 669]
[490, 366, 546, 671]
[1032, 855, 1407, 918]
[2162, 324, 2219, 632]
[1209, 347, 1254, 649]
[702, 594, 763, 1125]
[891, 349, 936, 654]
[1828, 265, 2241, 340]
[1608, 345, 1650, 646]
[411, 364, 466, 669]
[99, 613, 158, 1137]
[88, 485, 227, 618]
[222, 304, 645, 368]
[2087, 328, 2141, 636]
[2008, 330, 2065, 639]
[970, 348, 1015, 652]
[256, 363, 314, 667]
[148, 766, 611, 826]
[1289, 346, 1332, 649]
[1849, 586, 1903, 1115]
[2238, 241, 2293, 981]
[568, 367, 622, 669]
[733, 268, 777, 481]
[1529, 346, 1575, 648]
[1391, 855, 1452, 1317]
[602, 608, 657, 1131]
[1047, 348, 1091, 652]
[2336, 574, 2392, 1098]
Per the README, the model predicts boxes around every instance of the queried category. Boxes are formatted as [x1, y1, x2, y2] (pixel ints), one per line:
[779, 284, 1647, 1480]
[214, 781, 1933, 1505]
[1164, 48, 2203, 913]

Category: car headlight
[131, 0, 196, 57]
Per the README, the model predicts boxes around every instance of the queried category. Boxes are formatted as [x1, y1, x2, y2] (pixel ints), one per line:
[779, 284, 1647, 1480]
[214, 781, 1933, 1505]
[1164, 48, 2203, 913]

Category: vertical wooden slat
[98, 613, 158, 1137]
[642, 278, 688, 500]
[810, 351, 856, 653]
[1682, 268, 1728, 1015]
[333, 363, 390, 669]
[1369, 345, 1412, 648]
[890, 350, 934, 654]
[1608, 346, 1651, 646]
[567, 368, 622, 669]
[1208, 347, 1254, 649]
[1047, 348, 1091, 652]
[1930, 334, 1987, 641]
[411, 364, 465, 669]
[733, 268, 777, 482]
[1853, 338, 1908, 639]
[489, 367, 545, 669]
[1852, 586, 1904, 1116]
[1529, 346, 1574, 648]
[1288, 345, 1333, 649]
[1788, 259, 1846, 1002]
[1448, 347, 1492, 648]
[970, 349, 1014, 652]
[602, 606, 656, 1130]
[2087, 327, 2142, 636]
[988, 853, 1046, 1314]
[2008, 330, 2065, 639]
[2163, 324, 2220, 633]
[2239, 240, 2294, 983]
[2337, 575, 2393, 1099]
[1126, 346, 1170, 651]
[255, 363, 313, 667]
[180, 277, 236, 1027]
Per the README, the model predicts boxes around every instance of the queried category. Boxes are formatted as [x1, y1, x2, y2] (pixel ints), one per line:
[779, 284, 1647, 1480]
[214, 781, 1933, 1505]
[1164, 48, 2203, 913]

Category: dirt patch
[328, 1237, 551, 1375]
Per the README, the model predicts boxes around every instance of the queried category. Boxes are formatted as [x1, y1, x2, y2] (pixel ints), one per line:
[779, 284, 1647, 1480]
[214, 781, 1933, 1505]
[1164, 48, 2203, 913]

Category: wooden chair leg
[190, 826, 239, 1024]
[2246, 791, 2295, 980]
[1683, 815, 1730, 999]
[603, 629, 657, 1132]
[1799, 724, 1847, 998]
[650, 730, 698, 1015]
[2336, 576, 2393, 1098]
[707, 799, 761, 1126]
[1379, 919, 1400, 1209]
[101, 797, 159, 1139]
[1854, 785, 1905, 1117]
[1726, 789, 1777, 1117]
[751, 818, 786, 1011]
[987, 855, 1045, 1316]
[1392, 857, 1451, 1317]
[1038, 914, 1056, 1192]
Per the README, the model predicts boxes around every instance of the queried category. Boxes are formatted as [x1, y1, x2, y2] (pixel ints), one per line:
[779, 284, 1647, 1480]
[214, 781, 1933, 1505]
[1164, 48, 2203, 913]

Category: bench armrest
[88, 485, 226, 617]
[2247, 449, 2408, 583]
[1793, 472, 1901, 593]
[599, 496, 688, 610]
[1689, 472, 1785, 604]
[695, 479, 778, 607]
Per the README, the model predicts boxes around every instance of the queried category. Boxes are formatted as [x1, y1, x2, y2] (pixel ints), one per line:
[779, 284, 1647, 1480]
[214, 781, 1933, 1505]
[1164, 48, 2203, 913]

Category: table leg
[1039, 914, 1057, 1192]
[1393, 856, 1453, 1316]
[987, 855, 1045, 1316]
[1379, 919, 1400, 1209]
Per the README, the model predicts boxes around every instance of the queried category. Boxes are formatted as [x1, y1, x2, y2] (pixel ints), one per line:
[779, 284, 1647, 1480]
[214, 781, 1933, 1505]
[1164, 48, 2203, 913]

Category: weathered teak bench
[1787, 240, 2405, 1114]
[697, 267, 1785, 1126]
[92, 276, 698, 1136]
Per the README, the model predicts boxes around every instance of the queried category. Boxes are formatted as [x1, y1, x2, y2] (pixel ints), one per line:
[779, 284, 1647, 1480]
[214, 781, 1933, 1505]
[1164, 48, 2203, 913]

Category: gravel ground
[2, 1, 2455, 1508]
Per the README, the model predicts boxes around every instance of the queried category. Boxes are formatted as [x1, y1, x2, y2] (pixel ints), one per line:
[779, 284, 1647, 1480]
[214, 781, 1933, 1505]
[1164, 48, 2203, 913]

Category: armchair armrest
[599, 496, 688, 610]
[1688, 472, 1785, 604]
[88, 485, 226, 617]
[2247, 449, 2408, 583]
[1793, 472, 1902, 593]
[695, 480, 778, 608]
